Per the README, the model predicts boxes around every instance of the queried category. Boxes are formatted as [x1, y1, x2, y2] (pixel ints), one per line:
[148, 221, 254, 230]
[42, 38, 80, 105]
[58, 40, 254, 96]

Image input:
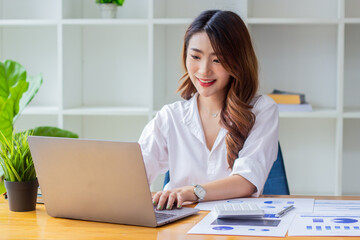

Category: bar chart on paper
[288, 214, 360, 236]
[288, 200, 360, 236]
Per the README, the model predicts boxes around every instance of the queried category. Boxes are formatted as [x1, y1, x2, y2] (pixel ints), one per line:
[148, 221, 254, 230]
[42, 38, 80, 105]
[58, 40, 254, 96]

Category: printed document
[189, 198, 314, 237]
[188, 210, 293, 237]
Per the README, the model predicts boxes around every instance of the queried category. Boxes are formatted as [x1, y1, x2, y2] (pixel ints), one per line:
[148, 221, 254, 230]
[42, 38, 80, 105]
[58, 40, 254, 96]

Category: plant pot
[99, 3, 117, 19]
[4, 179, 39, 212]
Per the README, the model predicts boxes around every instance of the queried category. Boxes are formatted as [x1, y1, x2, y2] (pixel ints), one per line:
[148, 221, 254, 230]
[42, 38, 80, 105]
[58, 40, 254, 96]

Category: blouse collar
[182, 92, 227, 152]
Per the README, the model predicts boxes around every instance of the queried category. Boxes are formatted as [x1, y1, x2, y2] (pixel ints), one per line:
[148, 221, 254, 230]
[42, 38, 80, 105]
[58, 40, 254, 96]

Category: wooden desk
[1, 195, 360, 240]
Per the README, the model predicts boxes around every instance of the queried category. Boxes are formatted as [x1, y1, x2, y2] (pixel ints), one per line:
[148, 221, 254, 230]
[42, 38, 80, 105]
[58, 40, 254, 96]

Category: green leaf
[0, 62, 8, 99]
[0, 80, 29, 140]
[14, 74, 43, 122]
[11, 80, 29, 120]
[0, 98, 15, 141]
[0, 60, 26, 99]
[31, 126, 79, 138]
[4, 60, 27, 87]
[113, 0, 124, 6]
[0, 180, 5, 195]
[7, 161, 21, 182]
[0, 60, 35, 141]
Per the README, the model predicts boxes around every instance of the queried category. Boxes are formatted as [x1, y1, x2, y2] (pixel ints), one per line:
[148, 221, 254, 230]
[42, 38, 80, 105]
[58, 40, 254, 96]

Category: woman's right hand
[152, 186, 197, 210]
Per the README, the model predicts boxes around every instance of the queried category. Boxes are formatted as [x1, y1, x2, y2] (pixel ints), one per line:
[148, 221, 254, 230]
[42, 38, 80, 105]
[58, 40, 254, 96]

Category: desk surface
[1, 195, 360, 240]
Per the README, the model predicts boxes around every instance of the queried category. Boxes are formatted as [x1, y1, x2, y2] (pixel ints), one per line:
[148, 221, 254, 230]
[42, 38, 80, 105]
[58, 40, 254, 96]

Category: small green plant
[0, 130, 35, 182]
[96, 0, 125, 6]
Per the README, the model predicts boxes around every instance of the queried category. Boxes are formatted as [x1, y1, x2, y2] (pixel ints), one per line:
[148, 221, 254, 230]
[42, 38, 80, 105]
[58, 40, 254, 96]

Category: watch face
[198, 188, 205, 195]
[195, 185, 206, 200]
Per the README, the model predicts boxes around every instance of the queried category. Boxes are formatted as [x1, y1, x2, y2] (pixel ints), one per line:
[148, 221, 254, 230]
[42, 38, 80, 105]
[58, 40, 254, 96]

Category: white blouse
[138, 93, 279, 197]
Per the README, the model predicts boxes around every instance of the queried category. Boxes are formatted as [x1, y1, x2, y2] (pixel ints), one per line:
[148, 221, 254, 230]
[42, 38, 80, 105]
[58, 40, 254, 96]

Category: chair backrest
[163, 142, 290, 195]
[262, 142, 290, 195]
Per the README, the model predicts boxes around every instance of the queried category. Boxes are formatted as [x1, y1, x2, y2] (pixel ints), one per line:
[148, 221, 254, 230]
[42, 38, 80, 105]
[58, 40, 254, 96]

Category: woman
[139, 10, 278, 210]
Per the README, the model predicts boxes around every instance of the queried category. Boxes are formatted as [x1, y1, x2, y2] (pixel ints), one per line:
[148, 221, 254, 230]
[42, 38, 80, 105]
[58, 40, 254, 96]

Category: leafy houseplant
[95, 0, 125, 18]
[0, 59, 41, 197]
[0, 59, 79, 210]
[0, 130, 38, 211]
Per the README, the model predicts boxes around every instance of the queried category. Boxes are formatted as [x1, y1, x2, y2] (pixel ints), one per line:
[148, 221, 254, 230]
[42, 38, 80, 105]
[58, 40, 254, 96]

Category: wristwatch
[193, 184, 206, 201]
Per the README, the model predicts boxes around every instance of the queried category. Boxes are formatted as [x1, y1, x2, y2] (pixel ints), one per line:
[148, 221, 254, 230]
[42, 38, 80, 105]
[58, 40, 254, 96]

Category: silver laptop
[28, 136, 199, 227]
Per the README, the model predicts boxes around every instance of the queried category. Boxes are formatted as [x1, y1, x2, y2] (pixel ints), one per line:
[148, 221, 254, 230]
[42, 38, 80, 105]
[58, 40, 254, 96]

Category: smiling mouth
[197, 78, 216, 83]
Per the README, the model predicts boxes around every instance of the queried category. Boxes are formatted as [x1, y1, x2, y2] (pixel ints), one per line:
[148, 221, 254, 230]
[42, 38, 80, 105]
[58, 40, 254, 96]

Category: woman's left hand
[152, 186, 197, 210]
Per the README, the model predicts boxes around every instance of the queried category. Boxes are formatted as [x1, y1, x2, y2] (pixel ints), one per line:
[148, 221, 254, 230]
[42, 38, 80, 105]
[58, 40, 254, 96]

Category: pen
[275, 205, 295, 218]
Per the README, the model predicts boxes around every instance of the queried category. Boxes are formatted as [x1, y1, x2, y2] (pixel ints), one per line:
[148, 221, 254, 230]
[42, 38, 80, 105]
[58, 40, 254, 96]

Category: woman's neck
[197, 93, 225, 117]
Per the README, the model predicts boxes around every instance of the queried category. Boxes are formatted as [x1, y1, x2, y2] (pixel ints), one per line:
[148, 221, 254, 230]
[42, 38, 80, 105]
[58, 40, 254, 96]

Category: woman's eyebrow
[189, 48, 216, 56]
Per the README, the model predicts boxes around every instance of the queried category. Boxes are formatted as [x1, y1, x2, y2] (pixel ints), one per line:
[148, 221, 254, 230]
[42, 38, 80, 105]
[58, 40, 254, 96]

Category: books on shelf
[268, 89, 312, 112]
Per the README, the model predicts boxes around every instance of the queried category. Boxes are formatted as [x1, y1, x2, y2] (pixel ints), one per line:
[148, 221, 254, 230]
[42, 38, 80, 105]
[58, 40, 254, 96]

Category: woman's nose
[198, 60, 212, 75]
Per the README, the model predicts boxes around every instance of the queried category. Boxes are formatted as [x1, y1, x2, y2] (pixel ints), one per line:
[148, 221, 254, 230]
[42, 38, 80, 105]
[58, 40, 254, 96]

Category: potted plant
[0, 59, 79, 210]
[96, 0, 125, 18]
[0, 130, 38, 211]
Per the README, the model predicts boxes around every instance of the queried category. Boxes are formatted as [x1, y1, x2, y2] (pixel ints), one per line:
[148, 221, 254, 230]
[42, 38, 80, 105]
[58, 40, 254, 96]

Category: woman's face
[186, 31, 231, 100]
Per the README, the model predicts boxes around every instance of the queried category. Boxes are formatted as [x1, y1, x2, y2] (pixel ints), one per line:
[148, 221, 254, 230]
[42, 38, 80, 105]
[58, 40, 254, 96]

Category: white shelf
[343, 109, 360, 118]
[152, 18, 192, 25]
[3, 0, 360, 196]
[62, 19, 148, 26]
[21, 106, 59, 115]
[247, 18, 338, 25]
[63, 107, 149, 116]
[0, 20, 58, 26]
[279, 109, 338, 118]
[344, 18, 360, 24]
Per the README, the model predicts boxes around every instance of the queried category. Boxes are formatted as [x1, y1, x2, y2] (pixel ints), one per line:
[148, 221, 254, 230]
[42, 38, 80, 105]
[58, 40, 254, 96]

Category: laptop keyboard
[155, 212, 176, 221]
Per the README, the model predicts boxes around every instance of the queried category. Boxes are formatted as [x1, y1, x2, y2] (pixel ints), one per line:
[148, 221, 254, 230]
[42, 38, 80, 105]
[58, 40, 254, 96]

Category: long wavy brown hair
[178, 10, 259, 169]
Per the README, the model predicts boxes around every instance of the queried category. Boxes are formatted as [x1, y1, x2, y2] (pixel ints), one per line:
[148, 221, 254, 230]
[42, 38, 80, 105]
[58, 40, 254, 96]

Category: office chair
[163, 142, 290, 195]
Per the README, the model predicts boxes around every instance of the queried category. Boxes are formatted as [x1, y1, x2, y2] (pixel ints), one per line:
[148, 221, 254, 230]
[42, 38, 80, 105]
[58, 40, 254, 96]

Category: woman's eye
[191, 55, 200, 60]
[213, 59, 220, 63]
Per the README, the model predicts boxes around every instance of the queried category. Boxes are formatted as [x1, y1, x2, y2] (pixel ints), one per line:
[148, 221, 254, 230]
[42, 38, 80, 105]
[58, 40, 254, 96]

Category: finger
[152, 191, 162, 206]
[176, 193, 184, 208]
[157, 191, 170, 210]
[166, 192, 177, 210]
